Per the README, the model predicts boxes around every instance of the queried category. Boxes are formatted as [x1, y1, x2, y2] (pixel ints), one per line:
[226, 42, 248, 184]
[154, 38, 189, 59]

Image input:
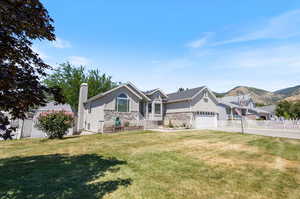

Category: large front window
[116, 93, 129, 112]
[155, 103, 161, 114]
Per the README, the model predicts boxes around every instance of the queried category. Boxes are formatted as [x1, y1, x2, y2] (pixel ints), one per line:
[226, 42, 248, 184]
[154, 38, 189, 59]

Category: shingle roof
[260, 105, 276, 113]
[143, 89, 159, 95]
[167, 86, 205, 102]
[36, 102, 73, 112]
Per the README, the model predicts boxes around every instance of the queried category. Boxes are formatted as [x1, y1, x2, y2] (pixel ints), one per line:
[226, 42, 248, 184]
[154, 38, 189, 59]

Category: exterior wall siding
[191, 90, 219, 113]
[218, 104, 229, 120]
[165, 101, 191, 113]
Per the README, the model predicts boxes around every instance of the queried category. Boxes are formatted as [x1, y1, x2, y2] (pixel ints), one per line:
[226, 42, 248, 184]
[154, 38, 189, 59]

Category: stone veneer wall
[104, 110, 139, 122]
[164, 112, 193, 127]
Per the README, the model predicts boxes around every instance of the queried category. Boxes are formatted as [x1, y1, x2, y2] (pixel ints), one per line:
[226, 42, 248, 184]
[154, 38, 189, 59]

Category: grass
[0, 130, 300, 199]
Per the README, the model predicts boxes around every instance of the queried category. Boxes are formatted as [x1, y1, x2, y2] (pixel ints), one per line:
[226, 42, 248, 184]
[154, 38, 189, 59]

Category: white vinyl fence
[218, 119, 300, 130]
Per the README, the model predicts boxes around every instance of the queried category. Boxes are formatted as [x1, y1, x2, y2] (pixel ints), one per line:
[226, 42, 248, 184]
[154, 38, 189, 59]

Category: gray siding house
[218, 95, 271, 120]
[77, 82, 220, 132]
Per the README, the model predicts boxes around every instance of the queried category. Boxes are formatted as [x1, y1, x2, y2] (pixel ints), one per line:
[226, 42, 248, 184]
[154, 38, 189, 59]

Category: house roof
[143, 88, 168, 98]
[36, 102, 72, 112]
[143, 89, 158, 95]
[260, 105, 276, 113]
[85, 83, 150, 103]
[167, 86, 205, 102]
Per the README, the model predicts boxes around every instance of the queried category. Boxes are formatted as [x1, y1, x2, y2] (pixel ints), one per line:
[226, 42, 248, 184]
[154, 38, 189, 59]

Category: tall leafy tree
[275, 101, 300, 119]
[44, 62, 119, 112]
[0, 0, 64, 139]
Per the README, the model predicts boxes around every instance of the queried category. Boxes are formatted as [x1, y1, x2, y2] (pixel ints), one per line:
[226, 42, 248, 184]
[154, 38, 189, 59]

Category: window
[115, 93, 129, 112]
[204, 91, 208, 97]
[148, 103, 152, 113]
[155, 103, 161, 114]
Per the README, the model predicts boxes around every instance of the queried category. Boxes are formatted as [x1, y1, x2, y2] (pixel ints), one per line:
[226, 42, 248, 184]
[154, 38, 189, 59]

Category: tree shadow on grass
[0, 154, 132, 199]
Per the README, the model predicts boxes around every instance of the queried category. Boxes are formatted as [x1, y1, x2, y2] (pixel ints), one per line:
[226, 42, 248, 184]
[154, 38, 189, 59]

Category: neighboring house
[260, 105, 277, 119]
[218, 95, 271, 120]
[77, 82, 220, 132]
[20, 102, 74, 138]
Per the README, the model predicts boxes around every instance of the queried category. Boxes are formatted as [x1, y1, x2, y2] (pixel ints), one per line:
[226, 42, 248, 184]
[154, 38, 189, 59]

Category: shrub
[124, 121, 130, 127]
[35, 110, 74, 139]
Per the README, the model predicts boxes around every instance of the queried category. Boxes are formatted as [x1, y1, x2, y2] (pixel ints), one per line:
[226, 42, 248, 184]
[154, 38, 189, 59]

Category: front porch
[139, 101, 164, 121]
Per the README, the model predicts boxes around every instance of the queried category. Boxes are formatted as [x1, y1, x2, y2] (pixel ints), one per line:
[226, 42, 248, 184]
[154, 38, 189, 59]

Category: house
[77, 82, 220, 132]
[260, 105, 277, 119]
[218, 95, 271, 120]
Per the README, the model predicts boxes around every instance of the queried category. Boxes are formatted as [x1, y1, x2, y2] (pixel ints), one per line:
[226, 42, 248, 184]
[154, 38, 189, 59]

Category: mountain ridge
[214, 85, 300, 105]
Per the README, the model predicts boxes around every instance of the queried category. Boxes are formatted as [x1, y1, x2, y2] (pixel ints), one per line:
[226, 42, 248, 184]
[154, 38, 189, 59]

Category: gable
[147, 90, 167, 100]
[191, 88, 219, 112]
[86, 83, 148, 103]
[85, 86, 141, 112]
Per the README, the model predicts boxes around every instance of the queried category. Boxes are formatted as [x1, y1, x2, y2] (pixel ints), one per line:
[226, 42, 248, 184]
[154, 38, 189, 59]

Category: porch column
[152, 102, 154, 119]
[145, 102, 148, 119]
[230, 108, 233, 120]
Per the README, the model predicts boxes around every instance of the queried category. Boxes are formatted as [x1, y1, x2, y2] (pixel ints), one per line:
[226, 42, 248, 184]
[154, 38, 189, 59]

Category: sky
[35, 0, 300, 93]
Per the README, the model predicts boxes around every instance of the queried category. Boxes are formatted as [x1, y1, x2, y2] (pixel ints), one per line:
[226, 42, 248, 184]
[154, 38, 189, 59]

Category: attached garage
[193, 112, 217, 129]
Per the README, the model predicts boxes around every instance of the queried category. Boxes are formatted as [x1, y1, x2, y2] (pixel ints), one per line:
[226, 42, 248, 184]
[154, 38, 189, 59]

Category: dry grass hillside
[224, 86, 282, 104]
[215, 85, 300, 104]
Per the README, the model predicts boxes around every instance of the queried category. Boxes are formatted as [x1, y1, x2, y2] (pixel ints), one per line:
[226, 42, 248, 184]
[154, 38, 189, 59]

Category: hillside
[274, 85, 300, 102]
[223, 86, 282, 105]
[215, 85, 300, 104]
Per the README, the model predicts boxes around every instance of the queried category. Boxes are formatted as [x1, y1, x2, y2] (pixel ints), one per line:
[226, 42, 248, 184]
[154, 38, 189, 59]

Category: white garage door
[193, 112, 217, 129]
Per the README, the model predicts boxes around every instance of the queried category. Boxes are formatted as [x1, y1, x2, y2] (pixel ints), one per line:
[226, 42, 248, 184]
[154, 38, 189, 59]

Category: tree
[178, 88, 185, 92]
[0, 0, 64, 139]
[44, 62, 119, 112]
[275, 101, 300, 119]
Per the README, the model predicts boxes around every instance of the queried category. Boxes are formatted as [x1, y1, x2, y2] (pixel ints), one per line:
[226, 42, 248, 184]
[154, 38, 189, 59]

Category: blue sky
[36, 0, 300, 93]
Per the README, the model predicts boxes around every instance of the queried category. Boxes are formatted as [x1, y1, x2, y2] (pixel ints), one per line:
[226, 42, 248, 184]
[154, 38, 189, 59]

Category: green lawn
[1, 130, 300, 199]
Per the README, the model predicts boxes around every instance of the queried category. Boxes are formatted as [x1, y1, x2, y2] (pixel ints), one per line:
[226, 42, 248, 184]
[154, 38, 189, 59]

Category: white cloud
[186, 32, 214, 48]
[52, 37, 72, 48]
[214, 9, 300, 45]
[68, 56, 91, 65]
[31, 46, 48, 59]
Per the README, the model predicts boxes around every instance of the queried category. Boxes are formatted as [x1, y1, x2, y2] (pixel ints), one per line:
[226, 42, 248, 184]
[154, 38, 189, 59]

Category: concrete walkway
[150, 127, 300, 139]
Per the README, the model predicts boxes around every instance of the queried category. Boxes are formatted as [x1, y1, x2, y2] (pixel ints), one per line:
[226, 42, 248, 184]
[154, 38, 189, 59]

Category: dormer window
[115, 93, 129, 112]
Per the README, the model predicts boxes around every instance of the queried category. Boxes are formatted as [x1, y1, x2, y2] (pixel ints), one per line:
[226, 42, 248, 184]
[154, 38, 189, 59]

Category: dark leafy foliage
[0, 0, 65, 138]
[275, 100, 300, 119]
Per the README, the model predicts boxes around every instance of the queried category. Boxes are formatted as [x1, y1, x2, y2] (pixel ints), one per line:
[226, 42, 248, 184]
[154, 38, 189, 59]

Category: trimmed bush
[36, 110, 74, 139]
[124, 121, 130, 127]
